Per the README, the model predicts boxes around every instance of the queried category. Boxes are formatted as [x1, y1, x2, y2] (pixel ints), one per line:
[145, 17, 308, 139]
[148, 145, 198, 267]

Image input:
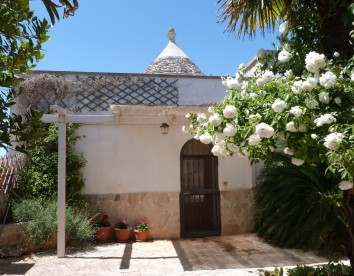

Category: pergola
[41, 104, 206, 257]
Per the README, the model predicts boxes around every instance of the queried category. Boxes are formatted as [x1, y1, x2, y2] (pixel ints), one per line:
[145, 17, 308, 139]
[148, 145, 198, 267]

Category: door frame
[179, 139, 221, 238]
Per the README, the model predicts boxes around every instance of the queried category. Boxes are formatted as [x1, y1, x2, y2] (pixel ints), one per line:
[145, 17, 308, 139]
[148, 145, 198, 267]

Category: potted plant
[114, 219, 131, 242]
[134, 219, 149, 242]
[90, 213, 110, 243]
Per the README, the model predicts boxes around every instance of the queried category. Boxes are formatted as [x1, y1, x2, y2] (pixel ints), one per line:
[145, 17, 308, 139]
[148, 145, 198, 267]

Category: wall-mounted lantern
[160, 123, 169, 135]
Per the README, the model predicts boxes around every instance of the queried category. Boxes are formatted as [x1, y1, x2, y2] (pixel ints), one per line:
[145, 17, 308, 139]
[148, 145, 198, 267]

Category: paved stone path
[0, 234, 335, 275]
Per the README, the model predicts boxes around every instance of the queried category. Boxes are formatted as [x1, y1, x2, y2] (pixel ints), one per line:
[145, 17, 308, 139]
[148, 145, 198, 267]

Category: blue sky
[30, 0, 279, 77]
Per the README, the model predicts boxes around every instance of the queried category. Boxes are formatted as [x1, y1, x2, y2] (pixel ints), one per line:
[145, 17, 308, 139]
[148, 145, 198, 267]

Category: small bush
[287, 261, 352, 275]
[12, 198, 94, 246]
[255, 152, 348, 254]
[12, 199, 57, 245]
[66, 204, 95, 244]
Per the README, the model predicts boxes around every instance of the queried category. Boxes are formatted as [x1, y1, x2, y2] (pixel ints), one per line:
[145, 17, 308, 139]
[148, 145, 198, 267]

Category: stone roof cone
[143, 28, 205, 76]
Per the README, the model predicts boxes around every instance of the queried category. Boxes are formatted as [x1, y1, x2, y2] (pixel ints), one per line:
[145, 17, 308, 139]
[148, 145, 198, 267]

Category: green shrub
[287, 261, 352, 275]
[65, 204, 95, 244]
[17, 123, 86, 203]
[12, 199, 57, 245]
[255, 152, 348, 255]
[12, 198, 94, 246]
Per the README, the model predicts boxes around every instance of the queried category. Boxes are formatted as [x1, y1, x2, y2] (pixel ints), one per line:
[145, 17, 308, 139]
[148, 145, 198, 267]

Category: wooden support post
[57, 121, 66, 258]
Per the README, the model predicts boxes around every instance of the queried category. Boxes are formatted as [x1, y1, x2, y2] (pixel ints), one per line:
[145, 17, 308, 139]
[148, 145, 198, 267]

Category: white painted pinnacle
[157, 28, 188, 59]
[167, 28, 176, 43]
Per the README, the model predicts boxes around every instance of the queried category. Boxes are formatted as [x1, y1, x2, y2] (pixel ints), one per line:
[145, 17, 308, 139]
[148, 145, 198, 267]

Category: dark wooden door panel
[180, 139, 221, 238]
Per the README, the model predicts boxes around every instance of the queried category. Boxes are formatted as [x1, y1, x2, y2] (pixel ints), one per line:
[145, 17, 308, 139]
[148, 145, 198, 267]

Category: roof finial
[167, 28, 176, 43]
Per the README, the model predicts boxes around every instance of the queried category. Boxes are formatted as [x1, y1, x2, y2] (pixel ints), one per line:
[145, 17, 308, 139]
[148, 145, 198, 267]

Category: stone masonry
[85, 188, 255, 239]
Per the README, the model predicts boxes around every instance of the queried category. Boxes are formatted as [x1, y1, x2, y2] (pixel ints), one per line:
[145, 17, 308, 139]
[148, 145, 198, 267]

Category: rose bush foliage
[184, 22, 353, 187]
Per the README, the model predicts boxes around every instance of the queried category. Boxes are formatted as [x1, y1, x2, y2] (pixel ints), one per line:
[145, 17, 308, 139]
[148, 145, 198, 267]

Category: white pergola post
[41, 105, 117, 258]
[57, 120, 66, 258]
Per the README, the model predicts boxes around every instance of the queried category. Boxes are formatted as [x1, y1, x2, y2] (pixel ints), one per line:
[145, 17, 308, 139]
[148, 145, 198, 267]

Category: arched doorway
[180, 139, 221, 238]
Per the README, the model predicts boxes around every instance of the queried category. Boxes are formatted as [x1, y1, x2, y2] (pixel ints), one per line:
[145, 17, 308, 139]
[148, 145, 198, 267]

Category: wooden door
[180, 139, 221, 238]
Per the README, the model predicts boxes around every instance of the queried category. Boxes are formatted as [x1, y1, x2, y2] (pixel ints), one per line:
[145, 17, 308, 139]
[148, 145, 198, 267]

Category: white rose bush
[184, 22, 354, 267]
[184, 22, 354, 186]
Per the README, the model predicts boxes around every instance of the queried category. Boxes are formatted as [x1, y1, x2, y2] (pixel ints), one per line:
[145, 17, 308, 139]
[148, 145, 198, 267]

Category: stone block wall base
[84, 192, 180, 240]
[85, 189, 255, 239]
[220, 188, 255, 235]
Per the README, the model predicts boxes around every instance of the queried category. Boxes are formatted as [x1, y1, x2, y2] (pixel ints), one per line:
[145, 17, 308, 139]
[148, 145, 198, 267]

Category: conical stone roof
[143, 28, 204, 76]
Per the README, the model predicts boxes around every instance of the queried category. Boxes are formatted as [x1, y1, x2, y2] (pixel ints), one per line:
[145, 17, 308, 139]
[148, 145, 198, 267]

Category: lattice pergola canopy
[16, 74, 179, 114]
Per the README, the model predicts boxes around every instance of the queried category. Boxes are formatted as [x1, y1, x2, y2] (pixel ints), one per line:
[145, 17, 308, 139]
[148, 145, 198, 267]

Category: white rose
[238, 63, 245, 69]
[307, 77, 318, 88]
[250, 93, 257, 98]
[314, 114, 335, 127]
[209, 114, 222, 126]
[278, 50, 290, 63]
[208, 106, 214, 112]
[291, 85, 301, 94]
[211, 142, 228, 156]
[306, 98, 319, 109]
[248, 134, 261, 146]
[222, 77, 240, 89]
[311, 134, 318, 139]
[339, 181, 353, 191]
[242, 80, 249, 90]
[256, 77, 266, 86]
[286, 121, 298, 132]
[272, 99, 286, 113]
[223, 105, 237, 118]
[301, 81, 314, 92]
[319, 71, 337, 89]
[333, 52, 340, 57]
[223, 123, 237, 137]
[292, 158, 305, 166]
[284, 147, 294, 156]
[290, 106, 302, 118]
[249, 113, 262, 120]
[351, 69, 354, 81]
[262, 70, 274, 83]
[305, 51, 326, 73]
[214, 133, 225, 144]
[194, 134, 200, 140]
[227, 143, 239, 153]
[200, 133, 213, 144]
[284, 70, 292, 79]
[197, 113, 207, 123]
[318, 92, 331, 104]
[334, 97, 341, 105]
[324, 132, 343, 150]
[256, 123, 274, 138]
[279, 21, 288, 34]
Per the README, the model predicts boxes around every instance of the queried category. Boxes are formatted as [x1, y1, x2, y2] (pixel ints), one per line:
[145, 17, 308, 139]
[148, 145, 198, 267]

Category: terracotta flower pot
[95, 226, 111, 243]
[114, 228, 131, 242]
[134, 230, 148, 242]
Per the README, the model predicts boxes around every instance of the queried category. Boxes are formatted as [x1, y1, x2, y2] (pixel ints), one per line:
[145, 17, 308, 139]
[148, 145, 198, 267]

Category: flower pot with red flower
[90, 213, 111, 243]
[134, 219, 148, 242]
[114, 219, 131, 242]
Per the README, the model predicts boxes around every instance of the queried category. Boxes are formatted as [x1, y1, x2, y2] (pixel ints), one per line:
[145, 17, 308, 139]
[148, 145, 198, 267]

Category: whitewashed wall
[76, 124, 254, 195]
